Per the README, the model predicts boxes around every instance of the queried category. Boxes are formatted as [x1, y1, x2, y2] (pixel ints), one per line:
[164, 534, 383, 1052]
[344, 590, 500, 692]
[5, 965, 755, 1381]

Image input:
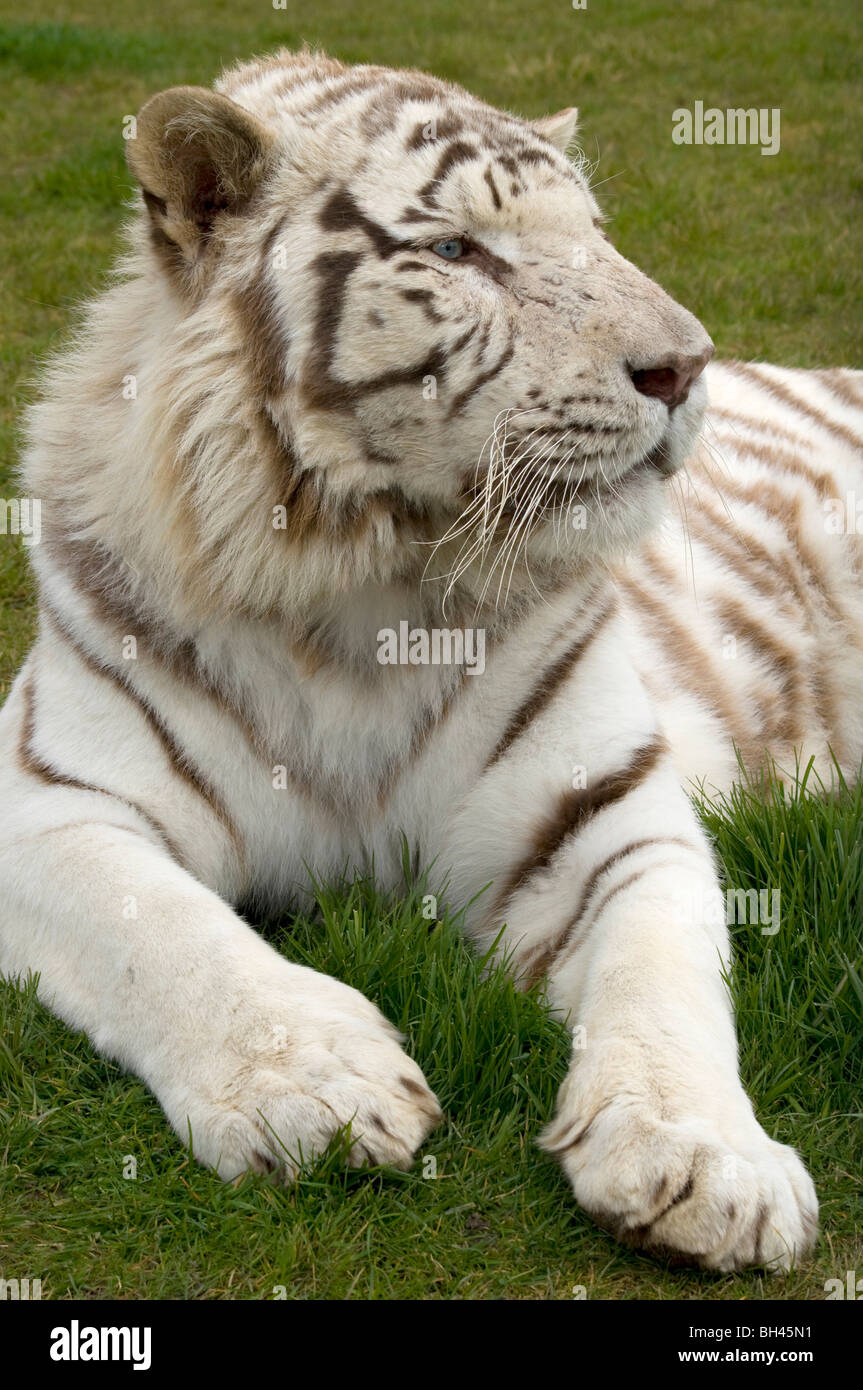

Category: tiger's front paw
[541, 1087, 817, 1272]
[153, 963, 442, 1180]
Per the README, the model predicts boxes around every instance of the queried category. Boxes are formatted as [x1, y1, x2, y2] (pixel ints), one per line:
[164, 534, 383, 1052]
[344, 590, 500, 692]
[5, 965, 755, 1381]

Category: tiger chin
[6, 45, 863, 1277]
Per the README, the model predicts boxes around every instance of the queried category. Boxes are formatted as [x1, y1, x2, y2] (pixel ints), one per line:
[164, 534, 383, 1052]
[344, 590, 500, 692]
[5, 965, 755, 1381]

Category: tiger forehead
[315, 103, 592, 241]
[220, 52, 586, 200]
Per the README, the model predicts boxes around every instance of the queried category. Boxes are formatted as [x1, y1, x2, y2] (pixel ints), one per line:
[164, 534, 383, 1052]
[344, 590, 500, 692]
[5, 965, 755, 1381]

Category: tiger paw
[541, 1092, 817, 1271]
[152, 963, 442, 1179]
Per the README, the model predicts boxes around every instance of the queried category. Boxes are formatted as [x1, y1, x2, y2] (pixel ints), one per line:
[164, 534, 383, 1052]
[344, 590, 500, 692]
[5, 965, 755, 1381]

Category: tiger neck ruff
[5, 46, 861, 1272]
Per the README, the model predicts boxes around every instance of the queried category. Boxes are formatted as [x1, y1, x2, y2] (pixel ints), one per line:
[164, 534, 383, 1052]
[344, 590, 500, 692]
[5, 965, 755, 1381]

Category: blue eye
[431, 238, 467, 260]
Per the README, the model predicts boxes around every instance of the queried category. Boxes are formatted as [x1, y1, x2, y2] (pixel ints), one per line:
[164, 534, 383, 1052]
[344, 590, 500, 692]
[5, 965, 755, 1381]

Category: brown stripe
[494, 735, 667, 918]
[687, 458, 842, 618]
[726, 362, 863, 454]
[816, 368, 863, 412]
[318, 186, 406, 258]
[642, 534, 828, 750]
[405, 113, 465, 151]
[18, 676, 188, 869]
[483, 165, 502, 209]
[418, 140, 480, 206]
[685, 510, 792, 612]
[42, 606, 246, 870]
[649, 1173, 696, 1230]
[446, 338, 515, 418]
[708, 591, 806, 746]
[576, 860, 688, 939]
[618, 574, 754, 759]
[302, 249, 462, 411]
[518, 835, 702, 986]
[487, 597, 616, 770]
[353, 75, 449, 140]
[709, 432, 837, 502]
[43, 526, 457, 820]
[295, 72, 387, 118]
[751, 1201, 770, 1266]
[687, 466, 850, 754]
[685, 486, 811, 613]
[375, 665, 471, 808]
[709, 405, 810, 451]
[541, 1097, 617, 1155]
[43, 529, 277, 765]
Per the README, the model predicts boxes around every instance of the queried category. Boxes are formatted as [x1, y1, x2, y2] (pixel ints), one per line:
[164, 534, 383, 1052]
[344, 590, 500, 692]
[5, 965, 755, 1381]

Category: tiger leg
[0, 666, 440, 1177]
[530, 778, 817, 1270]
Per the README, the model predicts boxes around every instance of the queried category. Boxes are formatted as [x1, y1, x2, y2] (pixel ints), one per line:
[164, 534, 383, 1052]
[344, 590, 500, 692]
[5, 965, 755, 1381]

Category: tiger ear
[126, 86, 274, 263]
[533, 106, 579, 154]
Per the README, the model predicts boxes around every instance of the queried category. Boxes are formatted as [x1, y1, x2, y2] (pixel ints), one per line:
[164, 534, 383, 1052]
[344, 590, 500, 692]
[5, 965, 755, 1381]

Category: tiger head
[122, 49, 712, 618]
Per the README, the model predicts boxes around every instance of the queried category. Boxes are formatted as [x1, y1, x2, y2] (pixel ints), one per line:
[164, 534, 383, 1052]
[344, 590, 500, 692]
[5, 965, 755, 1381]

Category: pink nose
[630, 345, 714, 411]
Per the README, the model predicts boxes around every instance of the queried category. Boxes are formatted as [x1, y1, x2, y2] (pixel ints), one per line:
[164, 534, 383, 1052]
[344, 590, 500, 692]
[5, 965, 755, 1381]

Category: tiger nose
[629, 344, 714, 411]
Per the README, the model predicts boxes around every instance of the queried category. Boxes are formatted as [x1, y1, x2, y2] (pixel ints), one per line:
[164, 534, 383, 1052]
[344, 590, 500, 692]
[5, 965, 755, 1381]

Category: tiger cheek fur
[6, 44, 862, 1273]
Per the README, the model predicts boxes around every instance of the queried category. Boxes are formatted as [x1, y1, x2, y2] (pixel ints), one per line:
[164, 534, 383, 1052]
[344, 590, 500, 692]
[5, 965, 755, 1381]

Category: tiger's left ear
[533, 106, 579, 154]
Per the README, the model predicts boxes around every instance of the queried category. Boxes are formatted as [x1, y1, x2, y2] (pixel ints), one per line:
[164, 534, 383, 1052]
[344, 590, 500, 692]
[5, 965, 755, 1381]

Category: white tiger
[3, 47, 862, 1273]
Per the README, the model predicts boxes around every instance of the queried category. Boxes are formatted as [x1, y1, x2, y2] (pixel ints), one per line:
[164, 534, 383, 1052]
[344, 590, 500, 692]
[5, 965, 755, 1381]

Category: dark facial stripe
[493, 734, 668, 917]
[395, 207, 455, 226]
[513, 144, 559, 168]
[405, 113, 465, 151]
[303, 249, 460, 410]
[482, 165, 502, 210]
[446, 338, 515, 419]
[19, 676, 188, 869]
[356, 76, 452, 140]
[518, 835, 702, 986]
[318, 186, 407, 259]
[231, 213, 295, 405]
[727, 362, 863, 454]
[41, 606, 247, 871]
[399, 287, 445, 322]
[418, 140, 480, 206]
[486, 596, 616, 769]
[295, 72, 389, 118]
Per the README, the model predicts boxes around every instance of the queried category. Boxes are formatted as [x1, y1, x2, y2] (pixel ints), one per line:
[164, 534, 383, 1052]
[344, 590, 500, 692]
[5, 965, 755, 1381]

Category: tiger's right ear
[126, 86, 274, 266]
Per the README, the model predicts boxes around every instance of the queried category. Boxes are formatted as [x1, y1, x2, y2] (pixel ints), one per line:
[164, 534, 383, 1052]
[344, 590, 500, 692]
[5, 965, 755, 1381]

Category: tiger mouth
[459, 434, 674, 522]
[530, 436, 675, 509]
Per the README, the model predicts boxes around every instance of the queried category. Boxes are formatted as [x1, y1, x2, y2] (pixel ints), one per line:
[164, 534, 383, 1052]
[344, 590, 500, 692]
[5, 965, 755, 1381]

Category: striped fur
[6, 47, 859, 1271]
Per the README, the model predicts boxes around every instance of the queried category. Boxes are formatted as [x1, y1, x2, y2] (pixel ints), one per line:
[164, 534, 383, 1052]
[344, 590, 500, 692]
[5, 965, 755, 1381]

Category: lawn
[0, 0, 861, 1301]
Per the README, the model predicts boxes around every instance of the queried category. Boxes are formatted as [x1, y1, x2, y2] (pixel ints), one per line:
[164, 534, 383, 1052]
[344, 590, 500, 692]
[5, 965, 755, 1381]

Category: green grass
[1, 0, 861, 1300]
